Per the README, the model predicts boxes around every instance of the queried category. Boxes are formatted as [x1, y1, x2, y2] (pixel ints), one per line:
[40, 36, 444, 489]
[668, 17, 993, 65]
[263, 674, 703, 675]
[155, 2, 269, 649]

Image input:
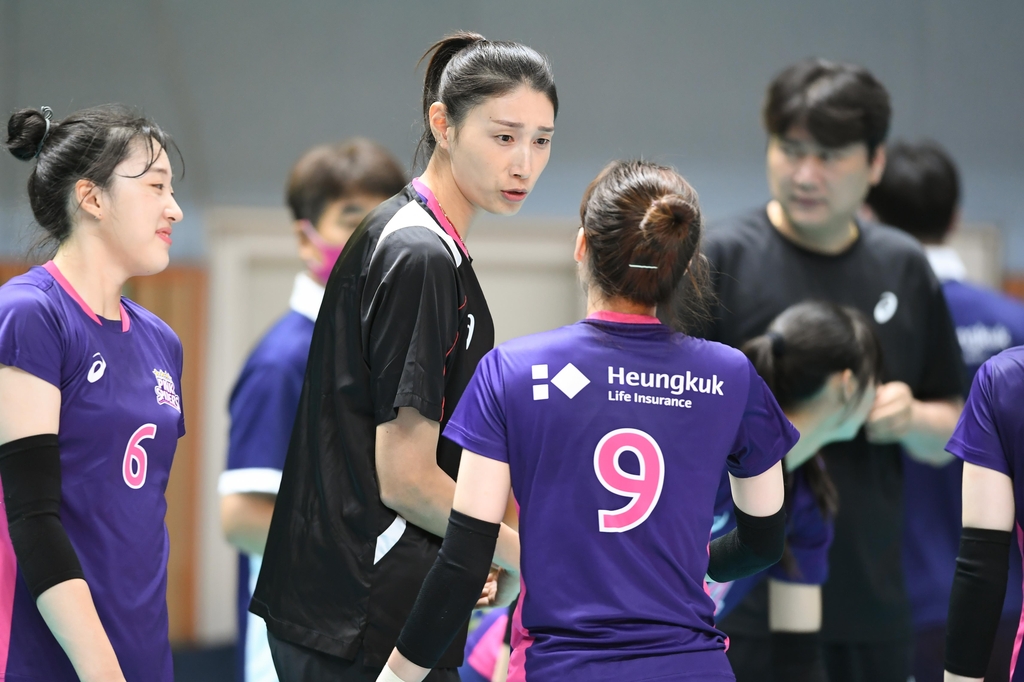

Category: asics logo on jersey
[531, 363, 591, 400]
[608, 366, 724, 396]
[87, 353, 106, 383]
[874, 291, 899, 324]
[466, 314, 476, 350]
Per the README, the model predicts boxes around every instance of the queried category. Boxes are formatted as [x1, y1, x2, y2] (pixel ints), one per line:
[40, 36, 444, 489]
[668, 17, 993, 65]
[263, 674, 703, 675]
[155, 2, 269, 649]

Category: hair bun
[640, 193, 700, 242]
[5, 108, 52, 162]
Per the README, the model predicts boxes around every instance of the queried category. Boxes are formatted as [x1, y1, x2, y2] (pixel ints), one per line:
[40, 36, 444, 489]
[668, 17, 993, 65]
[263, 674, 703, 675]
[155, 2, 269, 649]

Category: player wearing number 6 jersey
[378, 160, 798, 682]
[0, 106, 185, 681]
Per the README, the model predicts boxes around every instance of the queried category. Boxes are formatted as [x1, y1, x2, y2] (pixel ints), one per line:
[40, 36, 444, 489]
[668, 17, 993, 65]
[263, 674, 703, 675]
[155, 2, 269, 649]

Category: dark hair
[286, 137, 407, 225]
[764, 58, 892, 159]
[743, 301, 882, 575]
[580, 160, 711, 327]
[864, 139, 960, 243]
[4, 104, 180, 251]
[415, 31, 558, 168]
[744, 301, 881, 411]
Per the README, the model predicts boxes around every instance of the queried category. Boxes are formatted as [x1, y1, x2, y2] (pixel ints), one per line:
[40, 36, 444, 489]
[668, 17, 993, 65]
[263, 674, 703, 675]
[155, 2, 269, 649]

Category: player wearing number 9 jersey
[378, 160, 798, 682]
[0, 106, 185, 681]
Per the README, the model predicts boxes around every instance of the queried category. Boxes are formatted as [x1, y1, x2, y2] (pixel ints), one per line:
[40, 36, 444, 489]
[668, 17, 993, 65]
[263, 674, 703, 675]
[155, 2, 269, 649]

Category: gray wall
[2, 0, 1023, 267]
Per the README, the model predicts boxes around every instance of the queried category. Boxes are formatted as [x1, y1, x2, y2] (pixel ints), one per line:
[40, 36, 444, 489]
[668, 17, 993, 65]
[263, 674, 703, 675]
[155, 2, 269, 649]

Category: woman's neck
[586, 288, 656, 318]
[419, 154, 476, 241]
[783, 408, 836, 472]
[52, 233, 129, 320]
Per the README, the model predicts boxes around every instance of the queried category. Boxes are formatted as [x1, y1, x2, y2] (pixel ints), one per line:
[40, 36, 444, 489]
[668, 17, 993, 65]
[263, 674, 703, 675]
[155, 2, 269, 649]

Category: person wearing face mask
[708, 301, 882, 682]
[0, 105, 184, 681]
[218, 138, 405, 682]
[670, 59, 967, 682]
[249, 32, 557, 682]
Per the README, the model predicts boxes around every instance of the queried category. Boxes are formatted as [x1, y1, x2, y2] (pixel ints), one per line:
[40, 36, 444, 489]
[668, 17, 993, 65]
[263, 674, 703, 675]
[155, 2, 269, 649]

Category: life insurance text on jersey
[607, 365, 725, 409]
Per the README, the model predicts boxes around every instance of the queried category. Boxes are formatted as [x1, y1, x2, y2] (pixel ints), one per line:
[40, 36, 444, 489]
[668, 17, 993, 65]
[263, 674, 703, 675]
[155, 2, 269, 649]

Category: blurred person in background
[864, 139, 1024, 682]
[709, 301, 882, 682]
[218, 138, 406, 682]
[250, 32, 558, 682]
[674, 58, 967, 682]
[0, 105, 184, 681]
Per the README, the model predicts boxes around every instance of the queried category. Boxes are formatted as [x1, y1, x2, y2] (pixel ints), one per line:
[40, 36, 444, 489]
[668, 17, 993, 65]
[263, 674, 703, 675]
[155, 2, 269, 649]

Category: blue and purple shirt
[708, 463, 832, 620]
[444, 311, 798, 681]
[903, 247, 1024, 629]
[218, 272, 323, 682]
[0, 263, 185, 681]
[945, 345, 1024, 680]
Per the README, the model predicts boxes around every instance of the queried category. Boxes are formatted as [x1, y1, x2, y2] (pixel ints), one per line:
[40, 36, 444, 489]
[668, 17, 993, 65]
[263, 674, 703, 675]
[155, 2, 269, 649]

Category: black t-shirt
[681, 207, 964, 642]
[251, 184, 494, 667]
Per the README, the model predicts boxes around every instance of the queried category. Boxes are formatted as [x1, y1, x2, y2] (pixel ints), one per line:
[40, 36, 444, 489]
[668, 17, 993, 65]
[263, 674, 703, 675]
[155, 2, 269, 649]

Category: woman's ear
[839, 368, 857, 403]
[75, 178, 103, 221]
[429, 102, 451, 151]
[573, 227, 586, 263]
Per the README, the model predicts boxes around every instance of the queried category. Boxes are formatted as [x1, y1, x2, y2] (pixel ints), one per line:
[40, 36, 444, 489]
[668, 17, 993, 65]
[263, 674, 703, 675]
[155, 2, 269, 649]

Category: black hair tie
[35, 106, 53, 159]
[766, 331, 786, 357]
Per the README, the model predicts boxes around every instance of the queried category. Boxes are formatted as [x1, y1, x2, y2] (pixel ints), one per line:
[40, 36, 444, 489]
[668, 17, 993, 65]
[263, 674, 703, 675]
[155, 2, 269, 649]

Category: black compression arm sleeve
[945, 526, 1011, 677]
[396, 510, 500, 669]
[707, 506, 786, 583]
[0, 434, 85, 598]
[771, 631, 828, 682]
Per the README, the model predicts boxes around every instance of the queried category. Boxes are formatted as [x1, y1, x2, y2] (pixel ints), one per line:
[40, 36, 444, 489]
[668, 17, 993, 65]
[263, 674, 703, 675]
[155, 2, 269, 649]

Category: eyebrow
[148, 167, 170, 176]
[492, 119, 555, 133]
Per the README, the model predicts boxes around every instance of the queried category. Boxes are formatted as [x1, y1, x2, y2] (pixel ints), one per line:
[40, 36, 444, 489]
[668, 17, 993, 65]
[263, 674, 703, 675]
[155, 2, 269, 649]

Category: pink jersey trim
[586, 310, 661, 325]
[411, 178, 470, 259]
[0, 481, 18, 674]
[43, 261, 130, 332]
[507, 575, 534, 682]
[1010, 523, 1024, 678]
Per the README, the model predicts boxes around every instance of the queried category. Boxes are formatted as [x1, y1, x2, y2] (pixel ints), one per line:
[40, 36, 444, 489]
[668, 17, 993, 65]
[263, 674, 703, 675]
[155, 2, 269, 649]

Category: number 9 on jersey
[593, 428, 665, 533]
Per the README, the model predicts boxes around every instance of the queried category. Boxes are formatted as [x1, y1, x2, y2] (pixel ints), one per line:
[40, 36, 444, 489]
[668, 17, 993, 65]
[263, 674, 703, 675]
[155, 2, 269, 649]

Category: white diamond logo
[550, 363, 590, 399]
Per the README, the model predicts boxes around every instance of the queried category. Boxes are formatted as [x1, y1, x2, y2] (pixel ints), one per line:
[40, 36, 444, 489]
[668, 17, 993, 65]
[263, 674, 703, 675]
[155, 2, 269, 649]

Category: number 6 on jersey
[593, 428, 665, 532]
[123, 423, 157, 489]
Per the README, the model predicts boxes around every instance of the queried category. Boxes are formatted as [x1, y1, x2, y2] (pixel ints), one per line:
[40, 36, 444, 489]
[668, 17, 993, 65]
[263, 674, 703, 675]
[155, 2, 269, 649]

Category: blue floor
[173, 644, 235, 682]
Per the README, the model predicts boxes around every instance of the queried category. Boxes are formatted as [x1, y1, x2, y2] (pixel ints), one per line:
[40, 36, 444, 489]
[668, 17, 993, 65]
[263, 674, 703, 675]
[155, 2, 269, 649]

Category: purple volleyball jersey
[0, 264, 184, 681]
[946, 345, 1024, 680]
[708, 463, 832, 620]
[444, 312, 798, 681]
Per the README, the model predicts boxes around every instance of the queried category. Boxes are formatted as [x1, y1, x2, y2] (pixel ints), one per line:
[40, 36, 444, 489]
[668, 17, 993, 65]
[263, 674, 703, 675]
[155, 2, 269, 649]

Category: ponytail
[579, 160, 712, 329]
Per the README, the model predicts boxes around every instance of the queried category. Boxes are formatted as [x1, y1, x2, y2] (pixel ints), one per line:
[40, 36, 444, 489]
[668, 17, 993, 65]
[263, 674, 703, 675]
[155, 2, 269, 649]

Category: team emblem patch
[153, 369, 181, 413]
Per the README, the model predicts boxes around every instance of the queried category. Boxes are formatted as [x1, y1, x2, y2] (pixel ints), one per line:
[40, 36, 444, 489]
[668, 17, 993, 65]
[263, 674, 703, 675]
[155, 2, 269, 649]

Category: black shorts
[268, 633, 461, 682]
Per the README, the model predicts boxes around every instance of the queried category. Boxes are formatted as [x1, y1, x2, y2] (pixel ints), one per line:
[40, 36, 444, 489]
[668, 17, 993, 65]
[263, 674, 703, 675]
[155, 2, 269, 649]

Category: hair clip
[35, 106, 53, 159]
[628, 264, 658, 270]
[766, 330, 786, 356]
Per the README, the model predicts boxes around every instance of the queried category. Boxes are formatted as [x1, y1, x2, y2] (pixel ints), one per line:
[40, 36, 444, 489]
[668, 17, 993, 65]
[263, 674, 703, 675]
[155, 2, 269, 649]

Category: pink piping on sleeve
[0, 483, 18, 674]
[1009, 523, 1024, 678]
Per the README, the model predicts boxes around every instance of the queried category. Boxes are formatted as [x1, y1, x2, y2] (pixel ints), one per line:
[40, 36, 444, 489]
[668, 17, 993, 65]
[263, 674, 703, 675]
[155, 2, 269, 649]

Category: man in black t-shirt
[676, 59, 965, 682]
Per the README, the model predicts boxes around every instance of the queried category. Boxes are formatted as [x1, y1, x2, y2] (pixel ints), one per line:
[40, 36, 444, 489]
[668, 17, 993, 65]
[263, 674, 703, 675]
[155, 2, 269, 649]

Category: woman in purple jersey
[943, 347, 1024, 682]
[0, 106, 185, 681]
[712, 301, 881, 682]
[377, 160, 800, 682]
